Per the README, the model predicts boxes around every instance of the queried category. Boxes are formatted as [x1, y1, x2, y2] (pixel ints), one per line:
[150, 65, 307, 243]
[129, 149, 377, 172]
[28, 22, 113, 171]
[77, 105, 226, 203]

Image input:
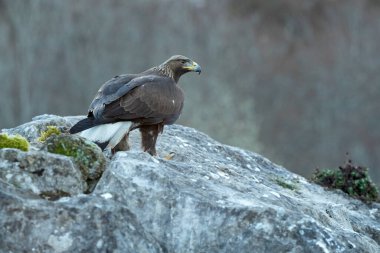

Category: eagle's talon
[163, 152, 176, 160]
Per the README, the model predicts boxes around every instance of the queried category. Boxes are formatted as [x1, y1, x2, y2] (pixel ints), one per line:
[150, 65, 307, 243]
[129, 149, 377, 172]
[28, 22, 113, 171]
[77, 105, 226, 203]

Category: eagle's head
[160, 55, 201, 82]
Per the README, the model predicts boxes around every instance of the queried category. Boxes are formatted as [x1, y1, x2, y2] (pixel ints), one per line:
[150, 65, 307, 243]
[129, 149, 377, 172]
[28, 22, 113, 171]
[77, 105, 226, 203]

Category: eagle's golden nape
[69, 55, 201, 156]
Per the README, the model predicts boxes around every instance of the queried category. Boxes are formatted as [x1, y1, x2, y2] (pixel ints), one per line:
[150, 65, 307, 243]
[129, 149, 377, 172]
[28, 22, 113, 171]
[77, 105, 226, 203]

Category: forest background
[1, 0, 379, 185]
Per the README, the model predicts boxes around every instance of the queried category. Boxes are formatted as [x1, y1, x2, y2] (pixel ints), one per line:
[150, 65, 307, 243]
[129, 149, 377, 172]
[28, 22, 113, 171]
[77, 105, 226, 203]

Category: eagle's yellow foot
[163, 152, 175, 160]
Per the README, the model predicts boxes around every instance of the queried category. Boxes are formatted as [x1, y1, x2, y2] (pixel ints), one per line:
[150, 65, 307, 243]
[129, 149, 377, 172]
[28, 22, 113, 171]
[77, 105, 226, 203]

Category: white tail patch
[78, 122, 132, 149]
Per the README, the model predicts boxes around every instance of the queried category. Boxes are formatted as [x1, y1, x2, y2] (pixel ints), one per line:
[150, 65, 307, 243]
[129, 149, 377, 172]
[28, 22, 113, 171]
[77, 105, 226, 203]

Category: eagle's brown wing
[99, 76, 184, 126]
[89, 74, 136, 114]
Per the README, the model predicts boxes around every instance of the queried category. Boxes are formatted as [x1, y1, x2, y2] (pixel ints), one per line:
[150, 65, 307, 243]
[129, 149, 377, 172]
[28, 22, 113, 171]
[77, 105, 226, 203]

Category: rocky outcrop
[1, 114, 380, 253]
[1, 115, 106, 197]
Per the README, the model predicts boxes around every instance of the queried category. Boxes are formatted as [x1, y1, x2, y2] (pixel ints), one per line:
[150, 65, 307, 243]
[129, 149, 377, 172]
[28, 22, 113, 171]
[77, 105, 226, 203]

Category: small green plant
[0, 133, 29, 151]
[274, 177, 298, 191]
[312, 157, 379, 203]
[37, 125, 61, 142]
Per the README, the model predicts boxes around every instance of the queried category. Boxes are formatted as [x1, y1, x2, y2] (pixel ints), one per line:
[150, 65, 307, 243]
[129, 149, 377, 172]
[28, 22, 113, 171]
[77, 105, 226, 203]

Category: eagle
[69, 55, 201, 155]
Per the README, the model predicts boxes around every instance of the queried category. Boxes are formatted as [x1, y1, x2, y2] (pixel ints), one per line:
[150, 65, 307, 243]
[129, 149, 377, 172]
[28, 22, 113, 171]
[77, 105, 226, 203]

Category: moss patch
[37, 125, 61, 142]
[0, 133, 29, 151]
[44, 134, 106, 181]
[312, 159, 379, 203]
[274, 177, 298, 191]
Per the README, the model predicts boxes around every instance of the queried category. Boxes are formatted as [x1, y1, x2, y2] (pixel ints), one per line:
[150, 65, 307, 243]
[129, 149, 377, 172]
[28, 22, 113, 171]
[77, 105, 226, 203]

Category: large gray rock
[1, 114, 380, 253]
[96, 127, 380, 253]
[0, 180, 163, 253]
[0, 148, 86, 198]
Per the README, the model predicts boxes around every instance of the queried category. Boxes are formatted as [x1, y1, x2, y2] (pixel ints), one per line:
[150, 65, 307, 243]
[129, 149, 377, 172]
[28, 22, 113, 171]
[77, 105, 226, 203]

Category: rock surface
[2, 114, 77, 143]
[1, 114, 380, 253]
[0, 148, 86, 197]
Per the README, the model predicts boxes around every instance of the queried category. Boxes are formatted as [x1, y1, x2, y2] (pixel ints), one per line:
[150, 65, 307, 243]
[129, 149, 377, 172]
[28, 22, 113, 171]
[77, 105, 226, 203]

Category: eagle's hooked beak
[184, 61, 201, 74]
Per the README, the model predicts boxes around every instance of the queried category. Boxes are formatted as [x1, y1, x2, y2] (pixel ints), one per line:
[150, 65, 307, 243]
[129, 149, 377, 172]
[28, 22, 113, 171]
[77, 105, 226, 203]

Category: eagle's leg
[111, 133, 130, 154]
[140, 124, 163, 156]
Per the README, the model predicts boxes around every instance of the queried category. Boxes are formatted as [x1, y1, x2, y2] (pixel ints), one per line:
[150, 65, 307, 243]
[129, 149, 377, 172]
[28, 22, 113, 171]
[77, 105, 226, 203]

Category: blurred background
[0, 0, 379, 185]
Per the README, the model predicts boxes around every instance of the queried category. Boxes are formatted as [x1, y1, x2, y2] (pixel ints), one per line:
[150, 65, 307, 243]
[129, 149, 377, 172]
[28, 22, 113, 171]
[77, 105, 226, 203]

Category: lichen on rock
[0, 133, 29, 151]
[43, 134, 106, 181]
[37, 125, 62, 142]
[274, 177, 299, 191]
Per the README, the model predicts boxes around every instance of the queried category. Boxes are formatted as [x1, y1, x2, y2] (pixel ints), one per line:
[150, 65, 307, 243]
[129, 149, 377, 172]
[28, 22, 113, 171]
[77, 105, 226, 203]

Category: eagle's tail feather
[69, 118, 97, 134]
[75, 122, 132, 151]
[95, 141, 109, 151]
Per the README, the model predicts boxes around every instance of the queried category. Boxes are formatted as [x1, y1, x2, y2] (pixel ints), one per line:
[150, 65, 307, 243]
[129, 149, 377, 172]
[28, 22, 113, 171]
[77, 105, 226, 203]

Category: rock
[95, 128, 380, 253]
[1, 114, 76, 143]
[0, 180, 163, 253]
[0, 148, 86, 198]
[1, 114, 380, 253]
[1, 115, 106, 197]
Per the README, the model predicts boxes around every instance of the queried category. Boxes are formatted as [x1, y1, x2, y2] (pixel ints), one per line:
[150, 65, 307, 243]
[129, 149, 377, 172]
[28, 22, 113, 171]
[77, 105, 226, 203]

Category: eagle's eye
[180, 60, 186, 64]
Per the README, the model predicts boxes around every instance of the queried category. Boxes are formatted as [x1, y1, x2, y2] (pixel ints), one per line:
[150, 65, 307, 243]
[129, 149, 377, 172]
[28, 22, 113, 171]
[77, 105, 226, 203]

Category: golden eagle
[69, 55, 201, 155]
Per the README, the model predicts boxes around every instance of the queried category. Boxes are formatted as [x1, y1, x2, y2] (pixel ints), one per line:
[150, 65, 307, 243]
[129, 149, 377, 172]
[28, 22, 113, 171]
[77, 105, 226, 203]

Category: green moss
[0, 133, 29, 151]
[45, 135, 106, 180]
[274, 177, 298, 191]
[312, 159, 379, 203]
[37, 125, 61, 142]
